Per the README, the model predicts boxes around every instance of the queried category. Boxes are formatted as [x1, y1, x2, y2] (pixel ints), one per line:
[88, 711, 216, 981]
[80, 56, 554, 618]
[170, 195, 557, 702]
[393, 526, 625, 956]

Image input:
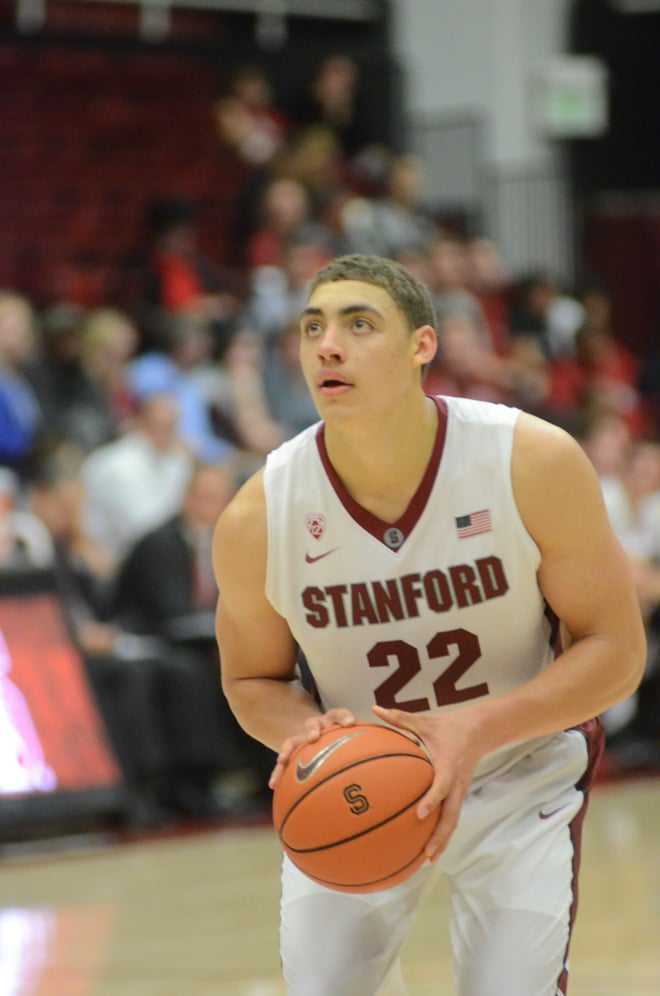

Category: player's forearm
[467, 632, 646, 758]
[223, 674, 322, 753]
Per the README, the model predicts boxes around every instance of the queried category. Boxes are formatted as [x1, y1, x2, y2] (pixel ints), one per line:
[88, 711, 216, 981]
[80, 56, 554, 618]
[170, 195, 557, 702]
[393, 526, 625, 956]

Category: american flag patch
[455, 509, 492, 539]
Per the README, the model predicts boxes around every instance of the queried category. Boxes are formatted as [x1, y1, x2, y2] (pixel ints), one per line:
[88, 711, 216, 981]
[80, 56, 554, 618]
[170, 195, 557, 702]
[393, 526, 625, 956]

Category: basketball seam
[300, 841, 429, 890]
[283, 787, 430, 854]
[276, 750, 431, 830]
[278, 752, 433, 849]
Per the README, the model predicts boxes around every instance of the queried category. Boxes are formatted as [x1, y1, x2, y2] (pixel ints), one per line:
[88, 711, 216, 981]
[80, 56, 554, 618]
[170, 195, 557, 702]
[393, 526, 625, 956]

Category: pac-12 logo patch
[305, 513, 326, 541]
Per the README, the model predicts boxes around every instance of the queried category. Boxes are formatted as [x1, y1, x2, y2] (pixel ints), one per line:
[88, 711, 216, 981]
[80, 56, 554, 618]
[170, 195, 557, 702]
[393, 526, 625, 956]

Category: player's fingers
[302, 717, 324, 741]
[424, 782, 465, 862]
[371, 704, 408, 727]
[301, 709, 354, 743]
[268, 759, 285, 789]
[372, 704, 425, 747]
[416, 766, 450, 826]
[268, 733, 307, 787]
[321, 708, 356, 729]
[372, 704, 419, 737]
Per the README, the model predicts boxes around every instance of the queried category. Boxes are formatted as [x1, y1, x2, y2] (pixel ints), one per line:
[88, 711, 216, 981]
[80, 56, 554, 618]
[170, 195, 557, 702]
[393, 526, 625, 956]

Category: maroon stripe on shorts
[555, 716, 605, 994]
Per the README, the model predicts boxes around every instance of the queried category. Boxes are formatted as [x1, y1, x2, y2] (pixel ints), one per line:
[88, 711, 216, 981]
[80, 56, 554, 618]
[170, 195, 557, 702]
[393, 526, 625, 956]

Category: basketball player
[212, 255, 645, 995]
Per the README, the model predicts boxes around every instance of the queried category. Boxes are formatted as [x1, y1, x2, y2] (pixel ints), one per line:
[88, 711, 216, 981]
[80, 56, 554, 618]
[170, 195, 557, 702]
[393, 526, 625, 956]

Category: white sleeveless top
[264, 396, 559, 777]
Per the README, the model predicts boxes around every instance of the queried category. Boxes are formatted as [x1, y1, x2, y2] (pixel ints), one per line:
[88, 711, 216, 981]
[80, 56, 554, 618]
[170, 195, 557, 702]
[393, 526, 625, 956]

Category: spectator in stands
[112, 462, 232, 638]
[131, 196, 242, 354]
[578, 285, 646, 435]
[126, 312, 236, 464]
[537, 284, 645, 437]
[509, 271, 585, 361]
[399, 242, 537, 410]
[24, 301, 118, 454]
[394, 243, 435, 289]
[612, 438, 660, 567]
[464, 235, 512, 356]
[240, 228, 335, 348]
[279, 124, 347, 222]
[79, 308, 139, 436]
[0, 465, 52, 569]
[340, 152, 438, 260]
[80, 392, 194, 564]
[581, 416, 660, 611]
[289, 54, 364, 160]
[581, 412, 633, 531]
[214, 64, 289, 170]
[28, 445, 116, 614]
[0, 291, 43, 475]
[426, 233, 489, 334]
[263, 321, 319, 437]
[26, 451, 240, 824]
[424, 312, 515, 405]
[244, 175, 315, 270]
[112, 461, 274, 812]
[582, 417, 660, 771]
[189, 327, 289, 465]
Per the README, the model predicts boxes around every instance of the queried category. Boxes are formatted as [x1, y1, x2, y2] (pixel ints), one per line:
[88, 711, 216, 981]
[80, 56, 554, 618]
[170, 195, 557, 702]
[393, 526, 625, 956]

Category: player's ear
[411, 324, 437, 370]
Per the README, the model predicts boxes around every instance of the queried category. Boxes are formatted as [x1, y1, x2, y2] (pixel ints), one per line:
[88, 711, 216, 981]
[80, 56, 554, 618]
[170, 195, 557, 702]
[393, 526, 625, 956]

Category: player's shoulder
[512, 411, 603, 539]
[513, 410, 587, 469]
[214, 466, 267, 550]
[442, 394, 519, 430]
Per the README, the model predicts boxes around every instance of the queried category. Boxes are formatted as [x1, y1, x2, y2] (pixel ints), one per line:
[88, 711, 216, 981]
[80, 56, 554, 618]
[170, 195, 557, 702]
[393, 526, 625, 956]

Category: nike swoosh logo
[539, 807, 564, 820]
[305, 547, 340, 564]
[295, 731, 365, 782]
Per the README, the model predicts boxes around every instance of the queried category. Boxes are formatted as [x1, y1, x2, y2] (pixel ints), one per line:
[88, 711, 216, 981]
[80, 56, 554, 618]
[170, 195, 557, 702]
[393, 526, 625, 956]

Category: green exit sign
[533, 56, 609, 138]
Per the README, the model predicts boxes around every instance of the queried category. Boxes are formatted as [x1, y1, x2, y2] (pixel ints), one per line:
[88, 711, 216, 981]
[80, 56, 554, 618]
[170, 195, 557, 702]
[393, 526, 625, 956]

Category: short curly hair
[307, 254, 436, 332]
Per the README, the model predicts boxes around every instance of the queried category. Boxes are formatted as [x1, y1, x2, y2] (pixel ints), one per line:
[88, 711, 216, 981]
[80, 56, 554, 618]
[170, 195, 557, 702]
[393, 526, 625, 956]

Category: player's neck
[323, 395, 438, 523]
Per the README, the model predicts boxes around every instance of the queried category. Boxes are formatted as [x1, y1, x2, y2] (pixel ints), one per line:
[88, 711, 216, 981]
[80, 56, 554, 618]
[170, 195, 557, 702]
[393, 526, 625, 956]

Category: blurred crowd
[1, 54, 658, 831]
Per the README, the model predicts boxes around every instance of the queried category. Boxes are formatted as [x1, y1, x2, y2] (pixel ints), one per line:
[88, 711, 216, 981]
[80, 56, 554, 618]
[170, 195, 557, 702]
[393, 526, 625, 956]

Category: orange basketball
[272, 721, 439, 893]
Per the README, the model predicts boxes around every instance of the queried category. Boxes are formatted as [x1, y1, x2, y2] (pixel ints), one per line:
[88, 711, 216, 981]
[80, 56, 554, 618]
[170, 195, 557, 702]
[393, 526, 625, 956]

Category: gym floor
[0, 778, 658, 995]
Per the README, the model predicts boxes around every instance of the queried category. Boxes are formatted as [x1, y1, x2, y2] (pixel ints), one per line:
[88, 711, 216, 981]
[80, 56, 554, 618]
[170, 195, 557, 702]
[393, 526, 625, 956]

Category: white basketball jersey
[264, 396, 559, 776]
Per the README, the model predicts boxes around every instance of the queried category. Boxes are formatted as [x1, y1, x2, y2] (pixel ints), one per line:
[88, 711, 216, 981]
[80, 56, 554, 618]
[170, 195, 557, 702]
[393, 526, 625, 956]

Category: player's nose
[315, 323, 346, 362]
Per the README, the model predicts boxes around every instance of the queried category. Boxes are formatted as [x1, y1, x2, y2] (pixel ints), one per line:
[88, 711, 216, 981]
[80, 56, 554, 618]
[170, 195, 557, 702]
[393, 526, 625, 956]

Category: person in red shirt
[134, 197, 242, 356]
[548, 286, 647, 436]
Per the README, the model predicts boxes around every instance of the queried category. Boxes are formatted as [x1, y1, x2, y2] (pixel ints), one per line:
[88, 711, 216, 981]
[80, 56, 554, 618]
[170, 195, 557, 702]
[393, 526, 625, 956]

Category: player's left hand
[372, 704, 483, 862]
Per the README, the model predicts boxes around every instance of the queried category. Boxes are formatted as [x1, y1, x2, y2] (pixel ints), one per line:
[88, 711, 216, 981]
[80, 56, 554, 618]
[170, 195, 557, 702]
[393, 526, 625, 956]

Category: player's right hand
[268, 708, 356, 789]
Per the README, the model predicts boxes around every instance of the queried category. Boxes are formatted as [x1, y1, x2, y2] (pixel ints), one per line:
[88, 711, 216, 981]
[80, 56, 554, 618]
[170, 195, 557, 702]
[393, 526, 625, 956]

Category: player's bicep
[538, 513, 636, 645]
[513, 415, 643, 645]
[215, 589, 297, 688]
[213, 473, 298, 688]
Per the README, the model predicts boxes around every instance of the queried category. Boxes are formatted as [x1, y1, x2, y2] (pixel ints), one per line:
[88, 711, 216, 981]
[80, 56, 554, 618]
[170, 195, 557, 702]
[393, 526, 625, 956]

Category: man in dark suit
[112, 462, 274, 814]
[25, 449, 252, 825]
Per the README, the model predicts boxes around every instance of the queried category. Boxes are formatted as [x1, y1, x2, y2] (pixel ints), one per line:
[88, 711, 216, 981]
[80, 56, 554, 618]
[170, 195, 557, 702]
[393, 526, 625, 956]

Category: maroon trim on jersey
[544, 601, 563, 656]
[555, 716, 605, 995]
[315, 396, 449, 549]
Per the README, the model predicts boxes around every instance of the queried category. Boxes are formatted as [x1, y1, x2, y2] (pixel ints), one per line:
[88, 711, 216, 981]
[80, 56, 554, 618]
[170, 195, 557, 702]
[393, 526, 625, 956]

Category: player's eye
[302, 321, 323, 337]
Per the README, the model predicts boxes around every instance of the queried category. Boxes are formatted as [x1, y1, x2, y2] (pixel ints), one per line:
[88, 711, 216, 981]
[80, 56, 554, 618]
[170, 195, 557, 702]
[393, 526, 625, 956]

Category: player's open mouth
[317, 373, 352, 390]
[318, 376, 353, 397]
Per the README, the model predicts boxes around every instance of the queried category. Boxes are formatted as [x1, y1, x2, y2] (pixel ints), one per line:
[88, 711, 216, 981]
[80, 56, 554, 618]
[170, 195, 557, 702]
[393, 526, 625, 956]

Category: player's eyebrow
[301, 304, 385, 320]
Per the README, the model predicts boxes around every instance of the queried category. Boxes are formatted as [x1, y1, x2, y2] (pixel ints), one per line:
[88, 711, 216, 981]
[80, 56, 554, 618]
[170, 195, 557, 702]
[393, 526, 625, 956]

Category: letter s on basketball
[343, 782, 369, 814]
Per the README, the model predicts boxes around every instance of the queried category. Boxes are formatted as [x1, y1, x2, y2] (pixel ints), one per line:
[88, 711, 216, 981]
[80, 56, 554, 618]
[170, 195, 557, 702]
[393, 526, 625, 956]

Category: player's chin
[314, 393, 360, 421]
[315, 381, 355, 402]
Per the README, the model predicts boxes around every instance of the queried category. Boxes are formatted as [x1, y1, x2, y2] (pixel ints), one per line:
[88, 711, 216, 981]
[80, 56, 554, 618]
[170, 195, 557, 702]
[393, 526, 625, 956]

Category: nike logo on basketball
[295, 732, 363, 782]
[305, 547, 340, 564]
